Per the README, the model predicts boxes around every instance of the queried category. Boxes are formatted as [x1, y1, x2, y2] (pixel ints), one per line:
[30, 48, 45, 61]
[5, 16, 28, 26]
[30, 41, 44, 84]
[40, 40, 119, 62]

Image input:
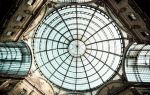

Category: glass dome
[32, 5, 124, 91]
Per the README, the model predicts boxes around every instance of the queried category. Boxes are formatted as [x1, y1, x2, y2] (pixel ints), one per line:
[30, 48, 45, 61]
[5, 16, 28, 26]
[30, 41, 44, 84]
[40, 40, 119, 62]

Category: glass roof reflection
[32, 5, 124, 91]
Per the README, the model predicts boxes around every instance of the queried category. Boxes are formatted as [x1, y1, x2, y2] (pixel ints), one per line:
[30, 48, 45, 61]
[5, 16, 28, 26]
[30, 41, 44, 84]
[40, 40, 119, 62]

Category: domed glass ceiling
[32, 5, 124, 91]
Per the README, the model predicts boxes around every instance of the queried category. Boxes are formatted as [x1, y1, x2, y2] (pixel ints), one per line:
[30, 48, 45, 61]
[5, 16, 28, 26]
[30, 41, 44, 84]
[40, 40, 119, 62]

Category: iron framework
[32, 4, 125, 92]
